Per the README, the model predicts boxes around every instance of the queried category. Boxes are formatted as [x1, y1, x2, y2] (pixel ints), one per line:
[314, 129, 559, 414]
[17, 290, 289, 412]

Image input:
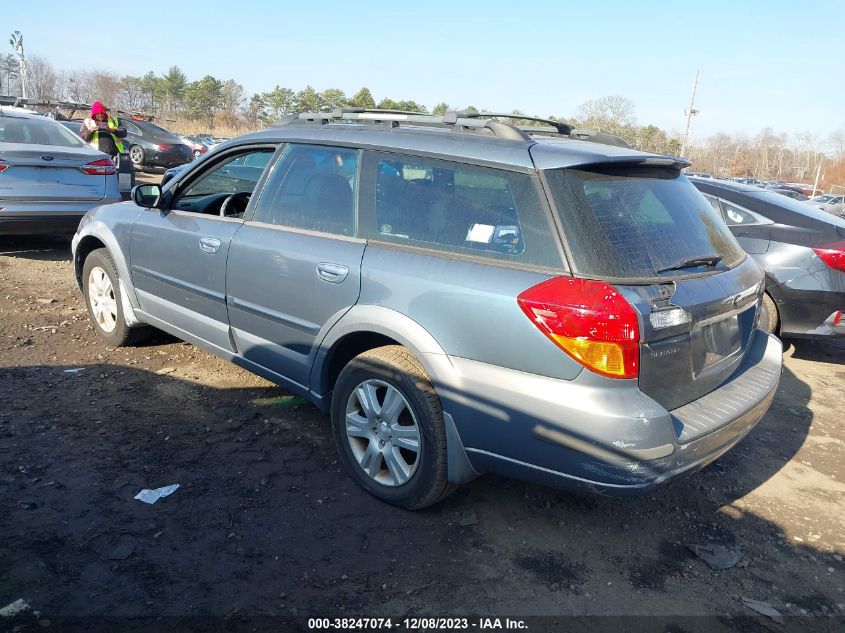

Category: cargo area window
[545, 167, 745, 279]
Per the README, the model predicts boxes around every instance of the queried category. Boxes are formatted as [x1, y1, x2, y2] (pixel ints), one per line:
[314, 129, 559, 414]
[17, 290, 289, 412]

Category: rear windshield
[0, 115, 83, 147]
[545, 167, 745, 279]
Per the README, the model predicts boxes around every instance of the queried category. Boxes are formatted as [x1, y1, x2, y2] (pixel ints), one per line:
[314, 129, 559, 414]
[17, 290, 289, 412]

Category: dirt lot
[1, 232, 844, 631]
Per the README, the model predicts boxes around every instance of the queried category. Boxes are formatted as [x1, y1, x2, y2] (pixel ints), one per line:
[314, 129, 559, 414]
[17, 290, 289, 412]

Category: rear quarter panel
[355, 245, 583, 380]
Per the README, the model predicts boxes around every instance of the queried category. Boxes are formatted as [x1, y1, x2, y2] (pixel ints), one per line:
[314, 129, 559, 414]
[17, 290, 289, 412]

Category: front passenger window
[172, 148, 276, 217]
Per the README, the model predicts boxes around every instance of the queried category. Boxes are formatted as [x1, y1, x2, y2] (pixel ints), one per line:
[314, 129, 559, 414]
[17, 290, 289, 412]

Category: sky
[4, 0, 844, 145]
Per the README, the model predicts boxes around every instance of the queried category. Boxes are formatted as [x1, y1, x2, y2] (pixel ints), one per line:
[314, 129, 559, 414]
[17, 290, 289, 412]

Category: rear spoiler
[576, 155, 692, 171]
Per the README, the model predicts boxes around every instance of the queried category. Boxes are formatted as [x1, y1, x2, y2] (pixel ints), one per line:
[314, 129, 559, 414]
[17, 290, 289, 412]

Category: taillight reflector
[0, 159, 9, 173]
[81, 159, 116, 176]
[813, 240, 845, 273]
[517, 277, 640, 379]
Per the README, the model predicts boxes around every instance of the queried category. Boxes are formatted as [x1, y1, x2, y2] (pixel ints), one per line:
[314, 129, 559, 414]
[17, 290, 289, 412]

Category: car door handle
[199, 237, 221, 254]
[317, 263, 349, 284]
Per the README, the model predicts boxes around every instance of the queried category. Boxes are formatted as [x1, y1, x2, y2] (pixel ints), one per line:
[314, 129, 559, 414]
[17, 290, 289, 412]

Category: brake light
[0, 158, 8, 173]
[813, 240, 845, 273]
[517, 277, 640, 379]
[158, 144, 174, 150]
[81, 159, 116, 176]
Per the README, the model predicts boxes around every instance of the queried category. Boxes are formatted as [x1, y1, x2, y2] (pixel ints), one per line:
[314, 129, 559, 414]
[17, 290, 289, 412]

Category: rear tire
[129, 145, 145, 168]
[760, 292, 779, 334]
[82, 248, 150, 347]
[331, 346, 456, 509]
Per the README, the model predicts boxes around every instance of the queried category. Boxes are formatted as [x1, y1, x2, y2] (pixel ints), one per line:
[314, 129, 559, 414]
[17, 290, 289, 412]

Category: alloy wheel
[87, 267, 118, 333]
[344, 379, 421, 486]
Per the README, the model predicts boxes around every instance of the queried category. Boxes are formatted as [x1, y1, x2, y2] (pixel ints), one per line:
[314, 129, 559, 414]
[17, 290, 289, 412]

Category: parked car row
[5, 106, 843, 509]
[810, 193, 845, 215]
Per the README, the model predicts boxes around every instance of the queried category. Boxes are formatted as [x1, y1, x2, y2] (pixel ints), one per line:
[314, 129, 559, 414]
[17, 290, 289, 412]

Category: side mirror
[132, 184, 162, 209]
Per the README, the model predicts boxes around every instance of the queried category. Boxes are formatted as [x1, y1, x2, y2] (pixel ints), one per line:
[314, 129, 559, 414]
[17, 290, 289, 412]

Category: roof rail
[286, 108, 532, 141]
[282, 108, 633, 147]
[449, 111, 573, 135]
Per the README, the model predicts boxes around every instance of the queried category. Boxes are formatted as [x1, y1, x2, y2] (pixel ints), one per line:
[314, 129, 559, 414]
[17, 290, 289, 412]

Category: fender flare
[310, 304, 454, 396]
[310, 304, 478, 484]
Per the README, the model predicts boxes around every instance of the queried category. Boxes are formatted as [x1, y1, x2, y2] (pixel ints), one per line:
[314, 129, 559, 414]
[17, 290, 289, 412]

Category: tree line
[2, 53, 842, 189]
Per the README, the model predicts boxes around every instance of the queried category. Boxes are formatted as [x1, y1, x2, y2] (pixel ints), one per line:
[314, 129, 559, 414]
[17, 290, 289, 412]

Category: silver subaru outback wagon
[71, 110, 782, 509]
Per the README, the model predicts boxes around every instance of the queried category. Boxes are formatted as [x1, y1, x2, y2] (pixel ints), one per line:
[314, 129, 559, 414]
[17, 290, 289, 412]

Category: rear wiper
[656, 255, 723, 274]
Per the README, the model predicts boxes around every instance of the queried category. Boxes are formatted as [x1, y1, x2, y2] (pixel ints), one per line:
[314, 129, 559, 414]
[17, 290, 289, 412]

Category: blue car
[72, 109, 782, 508]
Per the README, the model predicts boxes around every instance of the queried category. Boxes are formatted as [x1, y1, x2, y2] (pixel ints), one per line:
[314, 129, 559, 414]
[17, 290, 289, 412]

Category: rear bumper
[443, 330, 782, 496]
[144, 149, 192, 168]
[773, 276, 845, 339]
[0, 199, 119, 235]
[0, 215, 84, 235]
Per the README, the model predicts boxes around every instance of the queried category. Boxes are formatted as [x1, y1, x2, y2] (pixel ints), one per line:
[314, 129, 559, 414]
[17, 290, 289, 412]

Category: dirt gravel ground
[1, 234, 844, 632]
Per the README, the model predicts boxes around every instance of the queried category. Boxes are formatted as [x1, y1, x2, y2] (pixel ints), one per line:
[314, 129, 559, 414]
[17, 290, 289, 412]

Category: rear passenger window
[360, 152, 563, 268]
[251, 144, 359, 236]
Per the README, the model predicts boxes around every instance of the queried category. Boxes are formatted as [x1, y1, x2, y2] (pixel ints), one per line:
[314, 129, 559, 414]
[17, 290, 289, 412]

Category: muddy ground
[0, 232, 843, 632]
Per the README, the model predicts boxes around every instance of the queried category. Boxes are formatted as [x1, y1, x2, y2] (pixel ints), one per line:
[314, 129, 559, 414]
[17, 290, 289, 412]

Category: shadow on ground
[1, 361, 842, 630]
[0, 235, 73, 262]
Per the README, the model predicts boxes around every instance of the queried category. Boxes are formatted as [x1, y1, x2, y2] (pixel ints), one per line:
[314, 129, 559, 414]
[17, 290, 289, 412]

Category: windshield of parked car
[0, 114, 84, 147]
[545, 167, 745, 279]
[812, 195, 834, 202]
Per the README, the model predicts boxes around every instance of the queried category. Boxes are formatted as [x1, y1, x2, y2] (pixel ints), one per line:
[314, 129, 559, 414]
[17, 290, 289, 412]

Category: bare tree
[575, 95, 636, 138]
[26, 55, 59, 100]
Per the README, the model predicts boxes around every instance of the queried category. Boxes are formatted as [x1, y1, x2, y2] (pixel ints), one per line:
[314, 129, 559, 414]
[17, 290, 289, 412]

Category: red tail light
[813, 240, 845, 273]
[81, 159, 116, 176]
[158, 144, 174, 150]
[0, 158, 9, 173]
[517, 277, 640, 379]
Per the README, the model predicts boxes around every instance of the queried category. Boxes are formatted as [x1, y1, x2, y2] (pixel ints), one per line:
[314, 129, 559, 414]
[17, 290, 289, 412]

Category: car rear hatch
[0, 145, 110, 201]
[538, 155, 764, 418]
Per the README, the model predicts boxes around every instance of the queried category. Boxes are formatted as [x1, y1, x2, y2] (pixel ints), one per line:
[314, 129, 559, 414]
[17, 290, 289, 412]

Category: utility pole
[812, 161, 822, 197]
[9, 31, 28, 99]
[680, 70, 699, 158]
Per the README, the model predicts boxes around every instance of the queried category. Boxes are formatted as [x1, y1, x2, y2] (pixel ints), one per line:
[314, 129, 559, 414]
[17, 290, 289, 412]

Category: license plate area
[691, 309, 748, 376]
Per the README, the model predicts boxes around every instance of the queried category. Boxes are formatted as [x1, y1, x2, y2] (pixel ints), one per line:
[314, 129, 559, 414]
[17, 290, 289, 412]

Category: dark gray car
[692, 178, 845, 339]
[71, 110, 782, 509]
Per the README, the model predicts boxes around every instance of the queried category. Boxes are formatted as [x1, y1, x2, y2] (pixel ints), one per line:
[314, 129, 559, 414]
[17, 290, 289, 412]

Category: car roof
[689, 177, 767, 194]
[225, 120, 673, 171]
[0, 106, 44, 118]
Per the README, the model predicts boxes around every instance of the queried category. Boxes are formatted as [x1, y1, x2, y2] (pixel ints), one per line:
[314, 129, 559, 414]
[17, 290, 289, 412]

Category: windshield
[545, 167, 745, 279]
[812, 194, 834, 202]
[0, 115, 84, 147]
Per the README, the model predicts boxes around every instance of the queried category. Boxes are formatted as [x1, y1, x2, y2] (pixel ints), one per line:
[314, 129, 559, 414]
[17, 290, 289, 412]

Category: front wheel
[82, 248, 150, 347]
[331, 346, 456, 509]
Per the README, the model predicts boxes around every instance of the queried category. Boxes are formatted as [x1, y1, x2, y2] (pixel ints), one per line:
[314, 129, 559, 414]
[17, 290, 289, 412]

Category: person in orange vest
[80, 101, 127, 164]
